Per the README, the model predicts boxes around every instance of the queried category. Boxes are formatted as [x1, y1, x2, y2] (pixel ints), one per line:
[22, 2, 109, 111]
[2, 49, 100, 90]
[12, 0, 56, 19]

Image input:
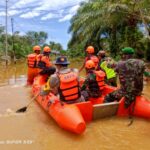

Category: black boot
[103, 94, 115, 103]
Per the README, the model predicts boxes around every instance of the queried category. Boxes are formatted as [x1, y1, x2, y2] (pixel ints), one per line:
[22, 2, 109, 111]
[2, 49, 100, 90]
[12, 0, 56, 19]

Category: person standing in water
[27, 45, 41, 86]
[79, 46, 99, 73]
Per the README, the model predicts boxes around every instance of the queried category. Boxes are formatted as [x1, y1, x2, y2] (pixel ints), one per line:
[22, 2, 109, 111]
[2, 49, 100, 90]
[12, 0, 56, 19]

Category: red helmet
[43, 46, 51, 52]
[33, 45, 41, 51]
[86, 46, 94, 54]
[85, 60, 95, 69]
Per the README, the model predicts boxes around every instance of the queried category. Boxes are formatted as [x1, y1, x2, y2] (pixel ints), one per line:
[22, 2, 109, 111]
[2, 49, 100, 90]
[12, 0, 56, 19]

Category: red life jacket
[27, 53, 38, 68]
[58, 71, 80, 102]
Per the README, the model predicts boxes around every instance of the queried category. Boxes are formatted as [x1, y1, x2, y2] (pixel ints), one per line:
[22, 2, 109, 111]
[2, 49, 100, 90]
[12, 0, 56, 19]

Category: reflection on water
[8, 75, 26, 86]
[0, 59, 85, 86]
[0, 61, 27, 86]
[0, 60, 150, 150]
[0, 108, 26, 118]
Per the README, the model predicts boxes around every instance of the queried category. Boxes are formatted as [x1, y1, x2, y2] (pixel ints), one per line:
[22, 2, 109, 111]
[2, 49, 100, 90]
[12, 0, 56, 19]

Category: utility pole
[5, 0, 8, 66]
[11, 18, 16, 64]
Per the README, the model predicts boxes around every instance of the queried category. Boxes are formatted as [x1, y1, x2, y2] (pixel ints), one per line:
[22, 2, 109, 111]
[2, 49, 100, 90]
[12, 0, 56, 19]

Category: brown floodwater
[0, 60, 150, 150]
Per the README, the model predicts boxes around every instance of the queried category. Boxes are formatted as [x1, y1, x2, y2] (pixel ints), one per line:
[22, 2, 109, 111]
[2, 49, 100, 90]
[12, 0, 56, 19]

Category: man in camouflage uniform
[104, 47, 145, 108]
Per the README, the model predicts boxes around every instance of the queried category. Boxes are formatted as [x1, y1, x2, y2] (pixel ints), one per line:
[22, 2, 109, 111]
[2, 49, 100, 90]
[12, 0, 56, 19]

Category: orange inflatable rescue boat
[32, 75, 150, 134]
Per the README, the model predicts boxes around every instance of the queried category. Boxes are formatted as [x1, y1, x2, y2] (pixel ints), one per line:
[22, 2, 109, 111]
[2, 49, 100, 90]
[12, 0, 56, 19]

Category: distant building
[51, 50, 60, 55]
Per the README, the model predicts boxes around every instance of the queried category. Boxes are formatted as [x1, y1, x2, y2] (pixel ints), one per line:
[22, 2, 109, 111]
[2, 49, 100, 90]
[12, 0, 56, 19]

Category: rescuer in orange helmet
[37, 46, 56, 76]
[26, 45, 41, 86]
[81, 60, 105, 100]
[79, 46, 99, 73]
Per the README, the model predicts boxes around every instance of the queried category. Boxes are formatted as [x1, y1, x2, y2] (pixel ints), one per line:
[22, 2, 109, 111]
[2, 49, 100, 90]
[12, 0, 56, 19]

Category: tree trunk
[110, 26, 118, 57]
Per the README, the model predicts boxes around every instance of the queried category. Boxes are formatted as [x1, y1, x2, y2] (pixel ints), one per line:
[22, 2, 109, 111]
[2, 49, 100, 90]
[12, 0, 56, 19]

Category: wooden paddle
[16, 93, 39, 113]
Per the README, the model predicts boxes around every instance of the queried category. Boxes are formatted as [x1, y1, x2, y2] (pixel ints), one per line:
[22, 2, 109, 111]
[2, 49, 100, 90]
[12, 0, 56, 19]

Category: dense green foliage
[49, 41, 63, 51]
[68, 0, 150, 60]
[1, 0, 150, 61]
[0, 28, 63, 61]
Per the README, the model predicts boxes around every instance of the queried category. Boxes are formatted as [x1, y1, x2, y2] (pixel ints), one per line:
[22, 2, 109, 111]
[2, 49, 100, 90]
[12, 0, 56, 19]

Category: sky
[0, 0, 87, 49]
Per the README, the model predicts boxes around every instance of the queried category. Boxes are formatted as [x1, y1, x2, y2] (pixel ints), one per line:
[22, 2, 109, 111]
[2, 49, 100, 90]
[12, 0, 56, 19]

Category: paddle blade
[127, 118, 134, 126]
[16, 106, 27, 113]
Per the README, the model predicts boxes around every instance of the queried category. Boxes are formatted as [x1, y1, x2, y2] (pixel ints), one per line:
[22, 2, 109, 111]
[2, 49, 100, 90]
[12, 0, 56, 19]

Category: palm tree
[26, 31, 48, 45]
[69, 0, 150, 58]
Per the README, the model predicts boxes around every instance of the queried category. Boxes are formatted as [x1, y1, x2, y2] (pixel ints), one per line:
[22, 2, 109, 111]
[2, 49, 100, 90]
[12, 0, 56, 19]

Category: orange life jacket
[58, 71, 81, 102]
[27, 53, 38, 68]
[36, 54, 42, 64]
[37, 54, 52, 68]
[94, 70, 105, 90]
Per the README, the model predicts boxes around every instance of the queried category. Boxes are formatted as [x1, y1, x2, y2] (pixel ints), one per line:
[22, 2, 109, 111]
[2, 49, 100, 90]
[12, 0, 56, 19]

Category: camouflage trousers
[81, 90, 101, 101]
[104, 89, 136, 108]
[105, 77, 117, 87]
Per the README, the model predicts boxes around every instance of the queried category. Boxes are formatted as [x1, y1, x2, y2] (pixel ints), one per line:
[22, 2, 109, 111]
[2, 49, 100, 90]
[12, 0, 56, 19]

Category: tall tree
[26, 31, 48, 46]
[49, 41, 63, 51]
[68, 0, 150, 59]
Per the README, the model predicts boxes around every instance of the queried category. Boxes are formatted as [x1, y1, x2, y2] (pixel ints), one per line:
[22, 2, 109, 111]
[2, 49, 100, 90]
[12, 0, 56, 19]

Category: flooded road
[0, 60, 150, 150]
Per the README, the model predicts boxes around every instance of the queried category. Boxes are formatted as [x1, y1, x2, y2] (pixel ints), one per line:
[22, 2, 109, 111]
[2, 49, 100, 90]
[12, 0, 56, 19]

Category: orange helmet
[85, 60, 95, 69]
[86, 46, 94, 54]
[33, 45, 41, 51]
[43, 46, 51, 52]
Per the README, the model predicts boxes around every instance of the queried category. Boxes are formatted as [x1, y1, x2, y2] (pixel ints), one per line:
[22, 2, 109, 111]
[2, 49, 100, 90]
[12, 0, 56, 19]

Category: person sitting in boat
[37, 46, 56, 76]
[81, 60, 106, 100]
[103, 47, 145, 108]
[79, 46, 99, 73]
[97, 50, 117, 87]
[41, 56, 85, 104]
[27, 45, 41, 86]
